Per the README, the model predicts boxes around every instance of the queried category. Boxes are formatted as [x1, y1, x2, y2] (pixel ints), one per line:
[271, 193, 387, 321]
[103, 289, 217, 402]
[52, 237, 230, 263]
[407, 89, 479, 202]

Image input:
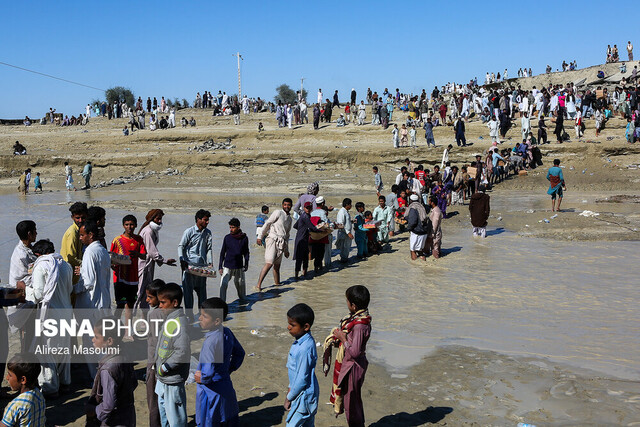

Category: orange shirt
[110, 234, 146, 285]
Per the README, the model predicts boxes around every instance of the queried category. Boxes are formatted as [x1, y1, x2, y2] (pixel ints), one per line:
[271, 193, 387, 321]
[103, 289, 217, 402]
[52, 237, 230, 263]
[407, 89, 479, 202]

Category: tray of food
[363, 220, 381, 229]
[394, 217, 407, 225]
[187, 265, 217, 278]
[109, 252, 132, 265]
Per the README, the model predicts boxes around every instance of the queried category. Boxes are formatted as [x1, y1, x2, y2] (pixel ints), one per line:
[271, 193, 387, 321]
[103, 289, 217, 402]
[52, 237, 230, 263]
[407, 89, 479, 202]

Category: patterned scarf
[322, 309, 371, 415]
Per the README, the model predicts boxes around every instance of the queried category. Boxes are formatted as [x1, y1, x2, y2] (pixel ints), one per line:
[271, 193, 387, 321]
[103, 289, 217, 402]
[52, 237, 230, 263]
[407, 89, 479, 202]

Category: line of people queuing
[0, 190, 384, 426]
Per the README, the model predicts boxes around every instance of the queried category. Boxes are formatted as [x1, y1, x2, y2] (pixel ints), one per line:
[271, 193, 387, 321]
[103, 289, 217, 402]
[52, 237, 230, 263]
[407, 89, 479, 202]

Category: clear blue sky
[1, 1, 637, 118]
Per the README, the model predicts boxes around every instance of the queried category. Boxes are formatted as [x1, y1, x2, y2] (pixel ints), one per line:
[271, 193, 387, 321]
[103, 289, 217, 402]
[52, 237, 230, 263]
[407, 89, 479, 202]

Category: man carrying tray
[178, 209, 213, 321]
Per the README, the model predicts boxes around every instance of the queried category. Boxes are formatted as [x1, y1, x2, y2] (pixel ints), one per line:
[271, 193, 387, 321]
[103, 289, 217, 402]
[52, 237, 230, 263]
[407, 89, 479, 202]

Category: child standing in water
[33, 172, 43, 192]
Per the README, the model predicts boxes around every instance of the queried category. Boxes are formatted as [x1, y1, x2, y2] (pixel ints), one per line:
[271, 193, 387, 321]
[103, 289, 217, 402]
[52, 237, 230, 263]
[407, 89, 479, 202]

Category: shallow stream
[1, 189, 638, 380]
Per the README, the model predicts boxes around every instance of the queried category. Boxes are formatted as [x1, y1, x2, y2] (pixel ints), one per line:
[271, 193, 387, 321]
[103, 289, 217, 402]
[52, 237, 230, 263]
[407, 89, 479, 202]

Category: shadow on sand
[370, 406, 453, 426]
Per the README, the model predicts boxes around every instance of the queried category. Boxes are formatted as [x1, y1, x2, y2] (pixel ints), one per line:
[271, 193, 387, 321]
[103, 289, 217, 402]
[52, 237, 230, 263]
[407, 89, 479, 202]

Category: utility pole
[300, 77, 305, 100]
[232, 52, 243, 100]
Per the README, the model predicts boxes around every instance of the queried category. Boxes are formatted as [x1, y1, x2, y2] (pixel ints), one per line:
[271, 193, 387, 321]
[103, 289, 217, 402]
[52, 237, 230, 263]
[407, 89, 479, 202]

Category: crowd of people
[4, 142, 563, 425]
[606, 42, 634, 63]
[0, 184, 383, 427]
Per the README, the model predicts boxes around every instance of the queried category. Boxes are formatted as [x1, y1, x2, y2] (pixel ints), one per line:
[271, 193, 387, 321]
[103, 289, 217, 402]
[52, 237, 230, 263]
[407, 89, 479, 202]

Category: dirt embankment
[2, 107, 640, 240]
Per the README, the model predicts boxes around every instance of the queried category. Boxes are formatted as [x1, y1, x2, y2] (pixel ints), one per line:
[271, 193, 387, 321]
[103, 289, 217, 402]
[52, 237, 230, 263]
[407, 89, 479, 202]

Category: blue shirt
[492, 153, 504, 167]
[286, 332, 319, 412]
[255, 213, 268, 227]
[196, 327, 245, 425]
[178, 224, 213, 266]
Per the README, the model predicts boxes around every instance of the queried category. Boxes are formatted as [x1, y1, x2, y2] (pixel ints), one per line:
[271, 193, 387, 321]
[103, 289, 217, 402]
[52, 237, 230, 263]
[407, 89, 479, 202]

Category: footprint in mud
[550, 380, 578, 398]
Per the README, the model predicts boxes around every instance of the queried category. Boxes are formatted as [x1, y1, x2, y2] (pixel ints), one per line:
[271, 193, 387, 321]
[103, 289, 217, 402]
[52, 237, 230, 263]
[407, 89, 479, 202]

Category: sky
[1, 1, 638, 118]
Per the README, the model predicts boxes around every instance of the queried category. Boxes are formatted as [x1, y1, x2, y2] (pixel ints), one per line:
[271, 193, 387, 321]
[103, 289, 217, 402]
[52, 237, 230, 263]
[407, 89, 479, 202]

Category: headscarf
[307, 181, 319, 195]
[404, 200, 427, 222]
[140, 209, 164, 231]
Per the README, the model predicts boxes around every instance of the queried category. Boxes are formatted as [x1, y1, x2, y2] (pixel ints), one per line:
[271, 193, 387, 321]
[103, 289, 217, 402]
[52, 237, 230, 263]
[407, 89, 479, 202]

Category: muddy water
[1, 190, 638, 381]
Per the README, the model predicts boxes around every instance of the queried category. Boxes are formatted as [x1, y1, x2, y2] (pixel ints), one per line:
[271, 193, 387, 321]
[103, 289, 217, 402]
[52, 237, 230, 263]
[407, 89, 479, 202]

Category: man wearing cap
[405, 194, 430, 260]
[256, 198, 293, 291]
[292, 202, 322, 279]
[309, 196, 330, 272]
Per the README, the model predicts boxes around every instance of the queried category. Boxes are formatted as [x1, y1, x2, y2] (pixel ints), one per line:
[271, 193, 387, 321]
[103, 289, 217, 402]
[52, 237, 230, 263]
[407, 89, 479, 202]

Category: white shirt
[488, 120, 499, 137]
[411, 178, 422, 197]
[74, 241, 111, 309]
[335, 207, 352, 234]
[32, 254, 73, 312]
[441, 148, 450, 168]
[9, 241, 36, 289]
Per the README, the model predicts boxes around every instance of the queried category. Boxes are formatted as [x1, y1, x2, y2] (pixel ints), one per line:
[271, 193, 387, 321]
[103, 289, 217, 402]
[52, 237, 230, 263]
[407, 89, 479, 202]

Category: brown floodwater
[1, 189, 638, 381]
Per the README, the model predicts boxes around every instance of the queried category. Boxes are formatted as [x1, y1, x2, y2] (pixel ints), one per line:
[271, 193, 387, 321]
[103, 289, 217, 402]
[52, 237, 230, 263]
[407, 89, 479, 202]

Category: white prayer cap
[315, 196, 325, 204]
[410, 194, 419, 201]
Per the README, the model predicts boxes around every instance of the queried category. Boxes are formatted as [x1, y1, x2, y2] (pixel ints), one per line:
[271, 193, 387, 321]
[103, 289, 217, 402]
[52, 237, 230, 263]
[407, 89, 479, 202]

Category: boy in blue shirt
[195, 297, 245, 427]
[255, 205, 269, 247]
[284, 303, 319, 426]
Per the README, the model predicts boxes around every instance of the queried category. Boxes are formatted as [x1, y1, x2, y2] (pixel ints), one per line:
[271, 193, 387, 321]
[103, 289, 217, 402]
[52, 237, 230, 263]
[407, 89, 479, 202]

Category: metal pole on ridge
[233, 52, 243, 101]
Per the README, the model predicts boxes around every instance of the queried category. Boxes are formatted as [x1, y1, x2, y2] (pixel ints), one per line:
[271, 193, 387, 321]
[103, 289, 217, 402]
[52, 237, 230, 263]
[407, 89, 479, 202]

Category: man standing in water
[81, 161, 92, 190]
[469, 185, 490, 238]
[547, 159, 566, 212]
[256, 198, 293, 291]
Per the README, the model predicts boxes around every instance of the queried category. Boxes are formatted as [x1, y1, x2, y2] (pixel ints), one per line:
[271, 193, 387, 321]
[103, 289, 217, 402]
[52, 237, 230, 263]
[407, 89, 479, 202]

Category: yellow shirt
[60, 222, 81, 283]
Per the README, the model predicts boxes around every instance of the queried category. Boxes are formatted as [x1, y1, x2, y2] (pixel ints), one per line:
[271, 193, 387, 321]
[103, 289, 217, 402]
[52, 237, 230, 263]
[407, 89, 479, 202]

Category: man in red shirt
[110, 214, 146, 341]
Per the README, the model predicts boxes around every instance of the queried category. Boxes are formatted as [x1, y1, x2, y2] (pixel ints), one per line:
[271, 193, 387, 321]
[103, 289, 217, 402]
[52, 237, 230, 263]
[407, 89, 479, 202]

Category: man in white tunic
[31, 239, 72, 396]
[334, 198, 353, 263]
[8, 220, 38, 352]
[256, 198, 293, 291]
[73, 221, 111, 377]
